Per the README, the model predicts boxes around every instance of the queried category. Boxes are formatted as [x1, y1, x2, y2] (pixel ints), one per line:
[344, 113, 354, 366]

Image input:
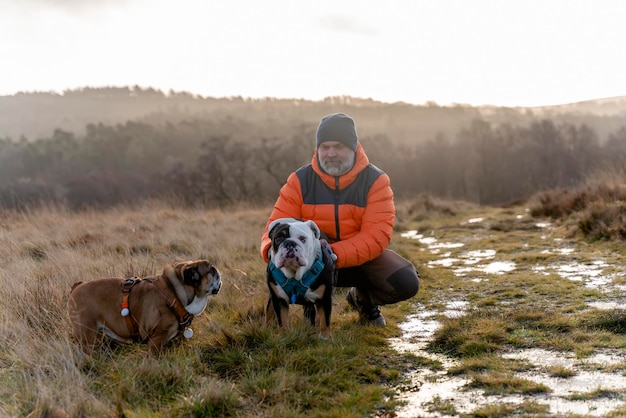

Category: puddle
[468, 217, 484, 223]
[502, 349, 626, 416]
[555, 261, 610, 287]
[409, 227, 624, 291]
[427, 257, 459, 268]
[429, 242, 465, 251]
[394, 226, 626, 416]
[465, 249, 496, 260]
[391, 313, 626, 417]
[481, 261, 516, 274]
[401, 230, 464, 252]
[533, 259, 625, 290]
[422, 238, 516, 276]
[587, 300, 626, 310]
[389, 304, 468, 417]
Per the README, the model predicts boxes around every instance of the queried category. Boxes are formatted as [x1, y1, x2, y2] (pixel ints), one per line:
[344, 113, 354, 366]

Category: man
[260, 113, 419, 327]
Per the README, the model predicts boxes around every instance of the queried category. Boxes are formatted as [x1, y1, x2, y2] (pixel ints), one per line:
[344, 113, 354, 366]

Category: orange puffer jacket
[260, 144, 395, 269]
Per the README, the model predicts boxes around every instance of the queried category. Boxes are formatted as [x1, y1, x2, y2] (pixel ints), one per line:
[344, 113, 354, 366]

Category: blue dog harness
[269, 251, 325, 304]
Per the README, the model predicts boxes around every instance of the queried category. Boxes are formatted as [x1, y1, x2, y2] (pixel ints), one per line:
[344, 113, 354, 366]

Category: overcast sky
[1, 0, 625, 107]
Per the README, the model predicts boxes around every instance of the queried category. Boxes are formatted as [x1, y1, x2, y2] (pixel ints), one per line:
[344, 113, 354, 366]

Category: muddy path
[391, 206, 626, 417]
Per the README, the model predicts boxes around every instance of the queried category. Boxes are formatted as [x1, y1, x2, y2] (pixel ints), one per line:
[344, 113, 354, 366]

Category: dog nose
[211, 280, 222, 294]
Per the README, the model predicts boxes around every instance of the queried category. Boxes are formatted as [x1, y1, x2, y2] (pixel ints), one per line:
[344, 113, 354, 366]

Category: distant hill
[1, 86, 625, 143]
[530, 95, 626, 116]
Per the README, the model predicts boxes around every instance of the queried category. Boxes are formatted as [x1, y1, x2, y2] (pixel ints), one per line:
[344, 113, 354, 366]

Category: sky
[1, 0, 626, 108]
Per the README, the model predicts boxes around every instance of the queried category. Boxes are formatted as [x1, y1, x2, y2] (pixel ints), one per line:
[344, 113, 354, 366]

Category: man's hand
[320, 239, 337, 262]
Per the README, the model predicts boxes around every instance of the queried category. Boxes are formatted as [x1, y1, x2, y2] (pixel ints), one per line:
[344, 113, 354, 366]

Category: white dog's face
[269, 218, 321, 279]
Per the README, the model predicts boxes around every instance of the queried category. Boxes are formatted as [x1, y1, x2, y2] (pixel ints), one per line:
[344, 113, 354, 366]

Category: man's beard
[319, 153, 355, 176]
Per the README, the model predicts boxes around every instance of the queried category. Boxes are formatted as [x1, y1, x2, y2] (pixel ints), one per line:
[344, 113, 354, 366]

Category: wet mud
[392, 215, 626, 417]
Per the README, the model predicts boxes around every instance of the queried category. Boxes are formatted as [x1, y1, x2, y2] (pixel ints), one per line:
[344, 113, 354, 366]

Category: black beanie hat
[316, 113, 358, 151]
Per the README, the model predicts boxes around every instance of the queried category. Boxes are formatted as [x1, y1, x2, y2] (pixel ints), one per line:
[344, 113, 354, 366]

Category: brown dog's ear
[197, 260, 213, 275]
[177, 260, 200, 283]
[184, 267, 201, 283]
[175, 260, 213, 283]
[172, 262, 184, 279]
[173, 260, 197, 281]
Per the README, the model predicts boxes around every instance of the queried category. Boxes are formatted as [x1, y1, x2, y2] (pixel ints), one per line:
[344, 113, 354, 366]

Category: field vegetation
[393, 176, 626, 416]
[0, 201, 413, 417]
[1, 173, 624, 417]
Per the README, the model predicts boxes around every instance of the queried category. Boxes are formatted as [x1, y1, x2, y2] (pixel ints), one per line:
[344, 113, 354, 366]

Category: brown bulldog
[67, 260, 221, 354]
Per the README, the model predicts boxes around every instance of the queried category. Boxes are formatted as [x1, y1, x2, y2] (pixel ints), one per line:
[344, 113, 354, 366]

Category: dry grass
[0, 201, 416, 417]
[0, 202, 260, 416]
[528, 169, 626, 241]
[2, 186, 626, 417]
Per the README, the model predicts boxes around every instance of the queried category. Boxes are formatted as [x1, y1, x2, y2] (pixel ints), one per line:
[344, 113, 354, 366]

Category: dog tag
[183, 328, 193, 339]
[121, 308, 129, 317]
[291, 293, 297, 304]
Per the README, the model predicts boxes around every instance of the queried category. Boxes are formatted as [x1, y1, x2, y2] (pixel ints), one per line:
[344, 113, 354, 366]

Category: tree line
[0, 117, 625, 210]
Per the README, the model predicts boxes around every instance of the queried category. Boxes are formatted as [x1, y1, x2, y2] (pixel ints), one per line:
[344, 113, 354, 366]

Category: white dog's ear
[268, 220, 282, 238]
[268, 217, 300, 235]
[305, 220, 321, 239]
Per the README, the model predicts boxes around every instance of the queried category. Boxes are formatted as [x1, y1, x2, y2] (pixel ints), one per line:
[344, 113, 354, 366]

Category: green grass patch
[198, 320, 403, 416]
[547, 365, 576, 378]
[468, 373, 550, 395]
[566, 388, 624, 401]
[469, 400, 550, 417]
[423, 395, 458, 415]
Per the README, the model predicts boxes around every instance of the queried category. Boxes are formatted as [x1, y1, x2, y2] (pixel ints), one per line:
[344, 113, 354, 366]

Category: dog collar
[269, 250, 325, 304]
[120, 277, 142, 337]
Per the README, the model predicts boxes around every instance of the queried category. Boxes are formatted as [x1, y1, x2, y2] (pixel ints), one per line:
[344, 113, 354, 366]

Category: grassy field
[0, 201, 424, 417]
[0, 185, 624, 417]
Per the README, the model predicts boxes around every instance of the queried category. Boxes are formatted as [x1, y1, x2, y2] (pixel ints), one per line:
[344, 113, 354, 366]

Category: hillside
[530, 95, 626, 116]
[2, 87, 626, 143]
[2, 87, 626, 210]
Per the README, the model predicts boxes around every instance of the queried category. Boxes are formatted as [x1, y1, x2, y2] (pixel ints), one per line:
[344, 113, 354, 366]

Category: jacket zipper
[334, 176, 341, 240]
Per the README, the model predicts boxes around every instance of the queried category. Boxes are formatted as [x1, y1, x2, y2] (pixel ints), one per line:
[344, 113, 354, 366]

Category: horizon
[3, 85, 625, 110]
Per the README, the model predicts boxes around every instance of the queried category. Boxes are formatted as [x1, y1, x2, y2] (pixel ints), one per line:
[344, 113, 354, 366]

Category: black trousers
[335, 249, 420, 306]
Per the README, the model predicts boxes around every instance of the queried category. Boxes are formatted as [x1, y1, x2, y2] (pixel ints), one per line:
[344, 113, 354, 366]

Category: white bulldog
[269, 218, 322, 280]
[265, 218, 335, 338]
